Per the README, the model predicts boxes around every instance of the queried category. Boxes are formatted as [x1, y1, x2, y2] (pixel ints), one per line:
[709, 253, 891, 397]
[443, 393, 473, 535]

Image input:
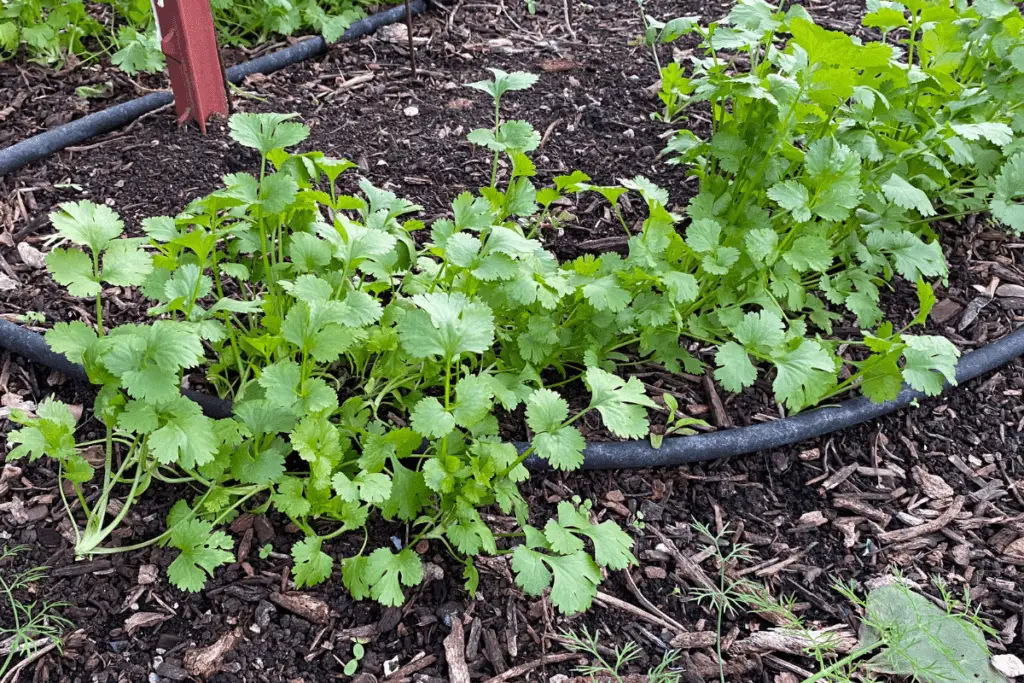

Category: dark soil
[2, 1, 1024, 682]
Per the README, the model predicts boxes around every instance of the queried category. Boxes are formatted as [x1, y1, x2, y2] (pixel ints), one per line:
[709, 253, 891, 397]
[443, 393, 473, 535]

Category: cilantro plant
[632, 0, 1024, 406]
[6, 59, 973, 614]
[7, 84, 644, 614]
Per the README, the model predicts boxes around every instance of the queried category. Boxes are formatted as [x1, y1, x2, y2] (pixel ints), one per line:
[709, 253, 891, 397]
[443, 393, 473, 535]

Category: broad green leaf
[228, 113, 309, 155]
[584, 367, 657, 439]
[714, 342, 758, 393]
[532, 427, 586, 470]
[771, 340, 837, 410]
[167, 519, 234, 593]
[732, 310, 785, 355]
[881, 174, 936, 218]
[902, 335, 958, 395]
[46, 321, 98, 365]
[398, 292, 495, 361]
[364, 547, 423, 607]
[46, 248, 99, 297]
[767, 180, 812, 223]
[49, 201, 124, 253]
[410, 397, 456, 439]
[292, 537, 334, 588]
[861, 583, 1008, 683]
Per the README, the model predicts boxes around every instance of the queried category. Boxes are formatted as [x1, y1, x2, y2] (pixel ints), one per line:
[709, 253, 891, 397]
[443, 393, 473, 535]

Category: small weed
[686, 520, 1006, 683]
[342, 640, 366, 676]
[0, 546, 73, 678]
[560, 626, 681, 683]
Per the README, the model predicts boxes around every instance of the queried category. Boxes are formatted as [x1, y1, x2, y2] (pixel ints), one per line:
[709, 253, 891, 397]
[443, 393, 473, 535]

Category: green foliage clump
[3, 60, 971, 613]
[0, 0, 381, 74]
[651, 0, 1024, 241]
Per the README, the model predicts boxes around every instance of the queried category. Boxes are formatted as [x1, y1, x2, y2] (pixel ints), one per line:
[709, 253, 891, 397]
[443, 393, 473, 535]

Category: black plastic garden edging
[3, 317, 1023, 470]
[0, 0, 426, 178]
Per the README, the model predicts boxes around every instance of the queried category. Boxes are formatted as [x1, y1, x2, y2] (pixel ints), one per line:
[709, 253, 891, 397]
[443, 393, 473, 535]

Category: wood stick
[443, 620, 470, 683]
[594, 591, 684, 635]
[0, 641, 58, 683]
[481, 653, 581, 683]
[404, 0, 417, 75]
[878, 495, 965, 544]
[384, 653, 437, 680]
[621, 570, 688, 633]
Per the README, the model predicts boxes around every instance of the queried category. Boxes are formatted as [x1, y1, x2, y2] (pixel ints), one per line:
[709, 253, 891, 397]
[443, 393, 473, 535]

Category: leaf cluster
[7, 45, 994, 615]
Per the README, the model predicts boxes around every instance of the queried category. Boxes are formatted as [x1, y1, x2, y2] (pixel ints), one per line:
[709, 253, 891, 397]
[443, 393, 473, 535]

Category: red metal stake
[152, 0, 229, 133]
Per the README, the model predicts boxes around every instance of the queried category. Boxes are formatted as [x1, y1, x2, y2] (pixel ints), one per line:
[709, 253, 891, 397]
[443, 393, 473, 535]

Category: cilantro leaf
[46, 248, 99, 297]
[45, 321, 98, 365]
[342, 555, 370, 600]
[533, 427, 586, 470]
[381, 459, 429, 522]
[584, 367, 657, 439]
[364, 547, 423, 607]
[102, 323, 205, 403]
[511, 546, 602, 615]
[767, 180, 812, 222]
[275, 476, 311, 518]
[147, 396, 220, 469]
[992, 153, 1024, 234]
[771, 340, 837, 410]
[410, 397, 456, 439]
[902, 335, 959, 395]
[881, 174, 936, 218]
[398, 293, 495, 361]
[49, 200, 123, 252]
[714, 342, 758, 393]
[7, 399, 78, 464]
[553, 501, 637, 570]
[167, 519, 234, 593]
[582, 275, 631, 312]
[292, 537, 334, 588]
[228, 113, 309, 155]
[732, 310, 785, 355]
[466, 68, 539, 100]
[525, 388, 568, 433]
[111, 27, 164, 74]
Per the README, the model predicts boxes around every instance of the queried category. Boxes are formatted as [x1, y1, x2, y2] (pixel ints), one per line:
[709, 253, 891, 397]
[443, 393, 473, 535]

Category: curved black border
[4, 317, 1022, 470]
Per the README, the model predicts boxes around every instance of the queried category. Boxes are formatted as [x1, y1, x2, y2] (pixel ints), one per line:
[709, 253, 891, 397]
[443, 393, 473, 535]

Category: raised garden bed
[2, 1, 1024, 682]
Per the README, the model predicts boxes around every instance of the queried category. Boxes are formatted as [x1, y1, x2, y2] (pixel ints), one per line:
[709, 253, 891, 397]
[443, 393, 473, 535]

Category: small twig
[621, 570, 688, 634]
[878, 495, 965, 544]
[384, 653, 437, 680]
[0, 636, 49, 658]
[481, 653, 581, 683]
[125, 102, 175, 133]
[538, 118, 562, 150]
[404, 0, 417, 75]
[443, 619, 470, 683]
[648, 526, 717, 594]
[65, 134, 127, 153]
[0, 641, 58, 683]
[561, 0, 577, 40]
[593, 591, 684, 635]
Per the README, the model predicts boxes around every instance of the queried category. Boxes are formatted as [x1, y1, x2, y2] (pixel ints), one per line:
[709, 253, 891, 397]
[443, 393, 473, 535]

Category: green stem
[801, 642, 882, 683]
[490, 97, 501, 187]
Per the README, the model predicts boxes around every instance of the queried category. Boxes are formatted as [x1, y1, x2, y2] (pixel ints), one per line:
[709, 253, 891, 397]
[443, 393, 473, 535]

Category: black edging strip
[0, 0, 427, 178]
[3, 317, 1023, 470]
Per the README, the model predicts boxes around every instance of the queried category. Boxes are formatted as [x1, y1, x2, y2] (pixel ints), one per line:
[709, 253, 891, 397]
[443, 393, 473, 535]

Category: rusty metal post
[152, 0, 229, 132]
